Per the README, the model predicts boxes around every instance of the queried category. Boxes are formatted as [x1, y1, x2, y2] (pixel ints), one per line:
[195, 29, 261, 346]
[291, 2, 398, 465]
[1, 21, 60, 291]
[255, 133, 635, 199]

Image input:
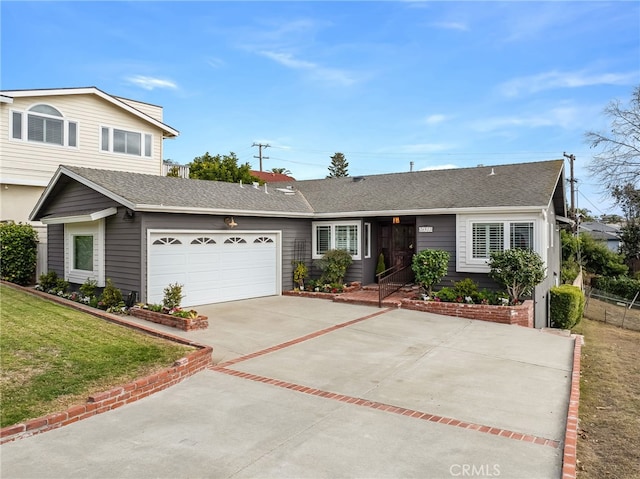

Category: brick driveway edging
[0, 281, 213, 444]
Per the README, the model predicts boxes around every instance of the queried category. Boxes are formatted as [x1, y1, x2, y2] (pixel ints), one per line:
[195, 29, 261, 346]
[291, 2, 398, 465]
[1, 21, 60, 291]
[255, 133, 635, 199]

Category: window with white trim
[100, 126, 152, 157]
[312, 221, 361, 259]
[10, 104, 78, 147]
[471, 221, 534, 259]
[65, 220, 105, 286]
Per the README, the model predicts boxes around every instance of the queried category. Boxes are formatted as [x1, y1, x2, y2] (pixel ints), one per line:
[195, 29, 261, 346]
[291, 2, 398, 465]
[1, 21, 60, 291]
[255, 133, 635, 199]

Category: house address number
[418, 226, 434, 233]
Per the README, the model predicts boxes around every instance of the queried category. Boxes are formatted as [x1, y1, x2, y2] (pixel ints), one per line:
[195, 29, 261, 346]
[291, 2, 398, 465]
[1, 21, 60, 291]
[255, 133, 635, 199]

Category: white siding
[115, 97, 164, 122]
[0, 94, 164, 187]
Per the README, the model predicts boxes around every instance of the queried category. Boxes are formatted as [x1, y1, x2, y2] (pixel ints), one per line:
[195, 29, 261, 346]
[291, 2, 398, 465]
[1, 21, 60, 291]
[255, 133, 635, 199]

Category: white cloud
[206, 58, 225, 69]
[499, 70, 637, 97]
[127, 75, 177, 90]
[430, 21, 469, 32]
[259, 50, 357, 87]
[424, 114, 448, 125]
[471, 106, 581, 132]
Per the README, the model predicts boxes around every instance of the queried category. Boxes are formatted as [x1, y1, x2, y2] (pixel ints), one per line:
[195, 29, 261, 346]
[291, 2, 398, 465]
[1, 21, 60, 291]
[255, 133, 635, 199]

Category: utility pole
[563, 152, 577, 232]
[252, 143, 270, 172]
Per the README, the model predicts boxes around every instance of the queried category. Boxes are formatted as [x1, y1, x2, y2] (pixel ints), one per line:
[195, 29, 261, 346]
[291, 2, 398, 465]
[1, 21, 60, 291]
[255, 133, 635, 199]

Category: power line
[252, 142, 270, 172]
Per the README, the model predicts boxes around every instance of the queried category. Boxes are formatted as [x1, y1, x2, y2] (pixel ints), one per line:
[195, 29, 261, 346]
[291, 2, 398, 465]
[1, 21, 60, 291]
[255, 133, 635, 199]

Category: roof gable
[0, 87, 178, 138]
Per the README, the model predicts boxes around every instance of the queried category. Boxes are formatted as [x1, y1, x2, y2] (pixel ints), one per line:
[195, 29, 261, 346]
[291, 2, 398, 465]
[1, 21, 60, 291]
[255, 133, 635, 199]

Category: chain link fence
[584, 286, 640, 331]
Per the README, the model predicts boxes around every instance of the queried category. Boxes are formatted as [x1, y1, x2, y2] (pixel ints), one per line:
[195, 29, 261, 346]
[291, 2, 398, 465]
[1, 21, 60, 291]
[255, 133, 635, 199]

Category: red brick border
[212, 366, 561, 449]
[562, 335, 583, 479]
[0, 281, 213, 444]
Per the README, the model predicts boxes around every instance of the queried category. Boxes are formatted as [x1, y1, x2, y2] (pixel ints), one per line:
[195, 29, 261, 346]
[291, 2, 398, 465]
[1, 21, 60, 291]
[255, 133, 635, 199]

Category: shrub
[0, 222, 38, 285]
[314, 249, 353, 284]
[376, 253, 386, 277]
[37, 271, 60, 291]
[489, 249, 546, 304]
[411, 249, 450, 295]
[591, 276, 640, 301]
[162, 282, 184, 309]
[79, 278, 98, 298]
[292, 261, 308, 290]
[100, 279, 123, 309]
[550, 285, 585, 329]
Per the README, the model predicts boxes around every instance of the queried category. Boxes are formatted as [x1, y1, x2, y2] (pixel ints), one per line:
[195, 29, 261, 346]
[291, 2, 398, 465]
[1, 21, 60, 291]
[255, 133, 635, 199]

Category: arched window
[11, 103, 77, 147]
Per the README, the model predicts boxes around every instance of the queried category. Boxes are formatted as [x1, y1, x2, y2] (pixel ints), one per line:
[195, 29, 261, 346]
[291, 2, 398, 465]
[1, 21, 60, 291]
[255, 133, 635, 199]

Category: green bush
[162, 282, 184, 309]
[376, 253, 386, 277]
[550, 285, 585, 329]
[591, 276, 640, 301]
[314, 249, 353, 284]
[489, 249, 546, 304]
[411, 249, 450, 295]
[37, 271, 68, 295]
[79, 278, 98, 298]
[100, 279, 123, 309]
[0, 222, 38, 285]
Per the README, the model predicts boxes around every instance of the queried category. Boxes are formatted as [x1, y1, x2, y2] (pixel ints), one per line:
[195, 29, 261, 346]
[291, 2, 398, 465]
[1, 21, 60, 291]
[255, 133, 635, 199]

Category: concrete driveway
[1, 296, 576, 479]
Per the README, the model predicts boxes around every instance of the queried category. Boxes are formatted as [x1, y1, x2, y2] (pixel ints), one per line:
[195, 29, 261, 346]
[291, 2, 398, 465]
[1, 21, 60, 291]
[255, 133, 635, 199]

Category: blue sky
[2, 1, 638, 216]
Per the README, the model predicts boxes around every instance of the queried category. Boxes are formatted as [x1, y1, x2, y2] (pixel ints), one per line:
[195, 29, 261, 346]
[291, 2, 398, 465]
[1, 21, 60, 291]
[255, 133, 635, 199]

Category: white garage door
[148, 231, 279, 307]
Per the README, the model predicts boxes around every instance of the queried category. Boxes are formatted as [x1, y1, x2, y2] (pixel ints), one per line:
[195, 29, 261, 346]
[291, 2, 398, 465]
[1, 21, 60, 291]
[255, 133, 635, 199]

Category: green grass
[572, 318, 640, 478]
[0, 285, 194, 428]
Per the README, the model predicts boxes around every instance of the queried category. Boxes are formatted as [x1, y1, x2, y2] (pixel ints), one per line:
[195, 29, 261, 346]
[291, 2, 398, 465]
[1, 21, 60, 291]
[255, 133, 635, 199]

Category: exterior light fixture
[393, 217, 400, 224]
[224, 216, 238, 228]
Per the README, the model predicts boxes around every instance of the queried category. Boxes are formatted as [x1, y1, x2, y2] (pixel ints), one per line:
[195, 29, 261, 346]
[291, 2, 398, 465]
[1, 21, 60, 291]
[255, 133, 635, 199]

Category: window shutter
[126, 131, 141, 155]
[11, 112, 22, 139]
[46, 118, 63, 145]
[510, 223, 534, 250]
[316, 226, 331, 255]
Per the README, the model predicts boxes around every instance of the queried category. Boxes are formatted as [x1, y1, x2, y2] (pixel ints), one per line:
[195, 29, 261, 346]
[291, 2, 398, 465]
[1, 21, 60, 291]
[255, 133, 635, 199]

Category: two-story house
[0, 87, 179, 274]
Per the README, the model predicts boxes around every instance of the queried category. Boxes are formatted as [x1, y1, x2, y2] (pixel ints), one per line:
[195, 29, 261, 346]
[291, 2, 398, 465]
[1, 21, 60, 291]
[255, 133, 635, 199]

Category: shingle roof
[34, 160, 565, 219]
[285, 160, 565, 213]
[59, 166, 314, 215]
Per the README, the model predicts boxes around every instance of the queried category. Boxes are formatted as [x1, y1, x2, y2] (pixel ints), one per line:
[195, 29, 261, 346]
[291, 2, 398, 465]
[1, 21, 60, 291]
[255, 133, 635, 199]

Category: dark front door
[379, 222, 416, 269]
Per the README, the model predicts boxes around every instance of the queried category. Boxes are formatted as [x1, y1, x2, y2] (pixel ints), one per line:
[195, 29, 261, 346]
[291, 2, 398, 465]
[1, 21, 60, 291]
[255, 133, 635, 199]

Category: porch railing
[377, 264, 415, 307]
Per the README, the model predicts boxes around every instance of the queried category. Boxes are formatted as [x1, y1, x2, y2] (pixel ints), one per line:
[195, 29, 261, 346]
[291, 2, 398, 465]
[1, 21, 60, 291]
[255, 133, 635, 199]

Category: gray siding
[38, 178, 120, 217]
[47, 224, 64, 277]
[534, 210, 562, 328]
[416, 214, 499, 290]
[104, 208, 142, 296]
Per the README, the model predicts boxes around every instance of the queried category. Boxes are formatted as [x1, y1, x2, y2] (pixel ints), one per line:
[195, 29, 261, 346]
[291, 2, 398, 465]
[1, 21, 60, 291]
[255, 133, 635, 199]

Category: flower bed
[401, 298, 533, 327]
[129, 307, 208, 331]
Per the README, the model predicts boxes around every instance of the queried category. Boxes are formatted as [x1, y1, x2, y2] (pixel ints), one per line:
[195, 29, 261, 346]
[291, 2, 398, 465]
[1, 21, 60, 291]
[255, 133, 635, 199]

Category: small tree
[188, 152, 259, 184]
[314, 249, 353, 284]
[163, 282, 184, 309]
[327, 152, 349, 178]
[292, 261, 308, 290]
[489, 249, 546, 304]
[411, 249, 450, 296]
[0, 222, 38, 285]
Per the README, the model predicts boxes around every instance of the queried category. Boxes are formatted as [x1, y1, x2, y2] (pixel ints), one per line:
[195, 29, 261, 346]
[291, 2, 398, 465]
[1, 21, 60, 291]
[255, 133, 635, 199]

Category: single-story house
[30, 159, 567, 328]
[579, 221, 622, 252]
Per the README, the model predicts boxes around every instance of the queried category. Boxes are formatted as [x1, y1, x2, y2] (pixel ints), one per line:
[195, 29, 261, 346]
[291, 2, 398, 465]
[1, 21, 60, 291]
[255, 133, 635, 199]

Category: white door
[148, 231, 279, 307]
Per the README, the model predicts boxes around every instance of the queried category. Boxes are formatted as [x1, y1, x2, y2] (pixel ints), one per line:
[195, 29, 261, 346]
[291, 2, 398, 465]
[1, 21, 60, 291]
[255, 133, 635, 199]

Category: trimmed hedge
[550, 285, 585, 329]
[0, 222, 38, 286]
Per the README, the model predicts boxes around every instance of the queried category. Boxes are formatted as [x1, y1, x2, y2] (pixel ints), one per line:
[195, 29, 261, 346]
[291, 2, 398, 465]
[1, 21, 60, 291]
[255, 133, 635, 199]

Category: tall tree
[327, 152, 349, 178]
[188, 152, 258, 183]
[585, 85, 640, 192]
[612, 184, 640, 271]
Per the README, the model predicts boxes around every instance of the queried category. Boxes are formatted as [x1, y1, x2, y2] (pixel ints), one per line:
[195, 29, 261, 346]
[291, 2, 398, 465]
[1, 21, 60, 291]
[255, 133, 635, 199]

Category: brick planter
[283, 282, 362, 300]
[400, 299, 534, 327]
[129, 307, 208, 331]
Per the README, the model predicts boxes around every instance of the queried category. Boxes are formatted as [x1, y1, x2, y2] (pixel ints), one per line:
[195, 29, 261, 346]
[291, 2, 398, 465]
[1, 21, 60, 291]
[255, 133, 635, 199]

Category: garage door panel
[149, 232, 278, 306]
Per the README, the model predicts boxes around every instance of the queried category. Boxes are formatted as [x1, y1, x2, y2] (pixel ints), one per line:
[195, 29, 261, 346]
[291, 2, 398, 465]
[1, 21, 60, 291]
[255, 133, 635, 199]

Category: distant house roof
[0, 86, 179, 138]
[250, 170, 296, 182]
[31, 160, 566, 221]
[579, 221, 621, 241]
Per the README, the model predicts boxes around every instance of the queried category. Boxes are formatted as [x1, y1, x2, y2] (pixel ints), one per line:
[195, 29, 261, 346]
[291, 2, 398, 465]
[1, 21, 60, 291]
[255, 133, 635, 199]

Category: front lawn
[0, 285, 194, 428]
[572, 318, 640, 477]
